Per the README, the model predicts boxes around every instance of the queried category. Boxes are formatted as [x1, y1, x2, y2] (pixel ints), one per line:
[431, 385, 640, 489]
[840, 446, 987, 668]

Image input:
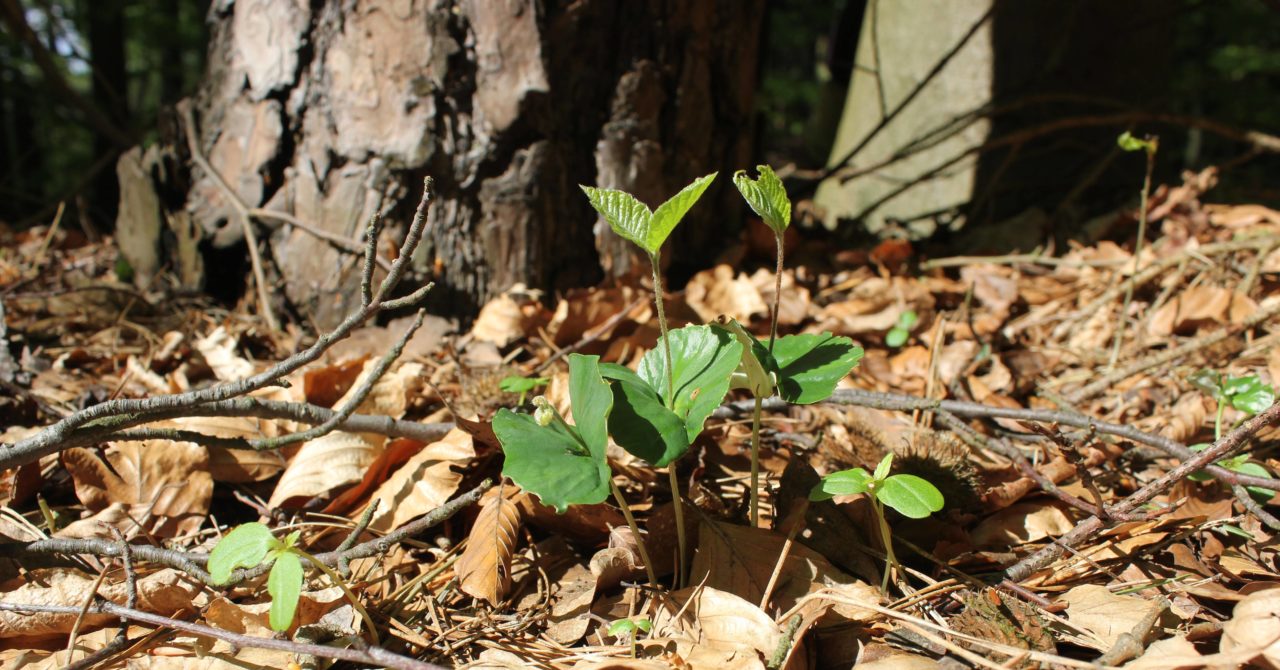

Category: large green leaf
[208, 522, 277, 585]
[809, 467, 872, 501]
[733, 165, 790, 235]
[637, 325, 742, 443]
[494, 355, 613, 513]
[772, 332, 864, 404]
[266, 550, 303, 632]
[600, 363, 689, 467]
[1225, 375, 1276, 415]
[580, 174, 717, 255]
[876, 474, 944, 519]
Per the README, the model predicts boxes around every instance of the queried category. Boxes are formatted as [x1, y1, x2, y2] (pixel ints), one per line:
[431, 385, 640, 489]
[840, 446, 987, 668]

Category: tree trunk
[120, 0, 763, 326]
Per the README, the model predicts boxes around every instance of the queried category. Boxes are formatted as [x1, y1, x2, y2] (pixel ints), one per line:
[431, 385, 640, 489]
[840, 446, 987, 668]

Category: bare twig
[0, 600, 445, 670]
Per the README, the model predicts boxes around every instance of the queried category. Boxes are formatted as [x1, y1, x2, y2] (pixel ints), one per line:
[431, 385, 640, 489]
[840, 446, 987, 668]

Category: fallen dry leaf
[267, 431, 387, 508]
[194, 326, 255, 381]
[0, 568, 199, 638]
[970, 501, 1078, 547]
[1061, 584, 1164, 650]
[61, 440, 212, 539]
[685, 264, 768, 323]
[1221, 585, 1280, 667]
[649, 586, 781, 670]
[456, 490, 524, 604]
[362, 428, 474, 531]
[1147, 285, 1257, 336]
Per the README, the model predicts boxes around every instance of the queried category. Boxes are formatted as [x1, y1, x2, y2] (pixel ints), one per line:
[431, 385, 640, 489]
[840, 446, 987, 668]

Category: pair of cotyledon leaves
[494, 324, 863, 513]
[579, 165, 791, 257]
[809, 453, 945, 520]
[207, 523, 304, 632]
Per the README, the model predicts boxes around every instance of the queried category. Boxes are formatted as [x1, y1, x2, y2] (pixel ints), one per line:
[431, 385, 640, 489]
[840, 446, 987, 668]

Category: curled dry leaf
[1221, 585, 1280, 667]
[61, 440, 212, 539]
[547, 285, 648, 346]
[194, 326, 255, 381]
[303, 356, 370, 407]
[0, 568, 199, 638]
[685, 264, 768, 324]
[362, 428, 475, 532]
[649, 587, 781, 670]
[750, 267, 811, 325]
[1147, 285, 1257, 337]
[970, 501, 1078, 547]
[456, 490, 524, 604]
[1060, 584, 1166, 651]
[267, 431, 386, 508]
[340, 361, 425, 418]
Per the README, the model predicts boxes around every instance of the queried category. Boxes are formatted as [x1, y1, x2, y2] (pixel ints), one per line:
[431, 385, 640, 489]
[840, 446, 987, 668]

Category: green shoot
[886, 310, 918, 348]
[499, 374, 549, 406]
[1108, 130, 1159, 369]
[810, 454, 943, 592]
[733, 165, 791, 351]
[608, 616, 652, 657]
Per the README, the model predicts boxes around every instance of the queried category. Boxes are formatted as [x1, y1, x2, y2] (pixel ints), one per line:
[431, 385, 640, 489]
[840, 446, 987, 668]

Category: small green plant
[1185, 369, 1277, 500]
[1109, 130, 1159, 369]
[885, 310, 918, 348]
[498, 374, 549, 405]
[607, 616, 652, 657]
[810, 453, 944, 592]
[208, 522, 378, 638]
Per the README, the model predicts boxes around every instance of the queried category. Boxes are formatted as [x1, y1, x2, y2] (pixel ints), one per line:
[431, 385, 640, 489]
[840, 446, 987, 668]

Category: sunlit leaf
[1226, 375, 1276, 415]
[733, 165, 790, 235]
[885, 328, 909, 348]
[266, 550, 303, 632]
[771, 332, 863, 404]
[873, 453, 893, 481]
[876, 474, 944, 519]
[638, 325, 742, 443]
[608, 619, 638, 637]
[648, 173, 718, 253]
[581, 174, 717, 256]
[208, 522, 277, 585]
[1187, 369, 1222, 399]
[600, 363, 689, 467]
[713, 318, 775, 396]
[499, 375, 549, 394]
[809, 467, 872, 501]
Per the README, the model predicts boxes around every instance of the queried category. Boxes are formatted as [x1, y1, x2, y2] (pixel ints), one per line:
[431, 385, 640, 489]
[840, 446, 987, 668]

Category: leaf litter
[0, 169, 1279, 668]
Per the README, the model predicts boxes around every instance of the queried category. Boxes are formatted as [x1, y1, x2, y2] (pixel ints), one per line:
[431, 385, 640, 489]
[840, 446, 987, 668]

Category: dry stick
[1, 479, 492, 587]
[1108, 136, 1157, 370]
[1004, 401, 1280, 582]
[0, 177, 435, 470]
[249, 207, 395, 273]
[178, 100, 277, 332]
[0, 600, 444, 670]
[1071, 297, 1280, 402]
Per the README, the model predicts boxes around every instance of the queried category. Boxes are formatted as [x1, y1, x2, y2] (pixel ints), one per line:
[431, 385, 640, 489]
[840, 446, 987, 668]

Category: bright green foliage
[266, 549, 303, 632]
[494, 355, 614, 513]
[607, 617, 653, 637]
[733, 165, 791, 235]
[499, 375, 549, 405]
[770, 333, 864, 404]
[208, 524, 306, 632]
[599, 363, 688, 467]
[208, 522, 276, 585]
[1189, 370, 1276, 414]
[810, 453, 945, 519]
[885, 310, 918, 348]
[1117, 131, 1157, 154]
[581, 174, 718, 256]
[636, 325, 743, 444]
[1186, 443, 1276, 500]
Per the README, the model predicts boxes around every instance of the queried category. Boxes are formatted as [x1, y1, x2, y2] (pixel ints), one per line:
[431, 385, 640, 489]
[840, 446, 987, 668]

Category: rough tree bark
[116, 0, 763, 325]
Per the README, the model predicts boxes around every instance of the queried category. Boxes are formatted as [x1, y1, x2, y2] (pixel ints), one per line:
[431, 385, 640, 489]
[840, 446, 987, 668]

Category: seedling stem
[611, 479, 659, 587]
[647, 250, 685, 586]
[769, 234, 783, 353]
[750, 395, 764, 527]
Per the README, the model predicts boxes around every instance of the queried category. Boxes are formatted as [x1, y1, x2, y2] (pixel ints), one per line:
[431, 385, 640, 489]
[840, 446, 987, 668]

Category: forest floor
[1, 167, 1280, 669]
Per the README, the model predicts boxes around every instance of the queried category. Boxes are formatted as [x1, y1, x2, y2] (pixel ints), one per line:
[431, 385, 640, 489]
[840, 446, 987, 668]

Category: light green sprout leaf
[733, 165, 791, 235]
[873, 453, 894, 481]
[208, 522, 278, 585]
[1224, 375, 1276, 415]
[770, 332, 864, 404]
[809, 467, 872, 500]
[608, 617, 652, 638]
[581, 174, 717, 256]
[714, 318, 776, 396]
[500, 375, 549, 404]
[600, 363, 688, 467]
[266, 549, 303, 632]
[494, 354, 614, 513]
[886, 310, 918, 348]
[1117, 131, 1155, 154]
[876, 474, 945, 519]
[637, 325, 743, 443]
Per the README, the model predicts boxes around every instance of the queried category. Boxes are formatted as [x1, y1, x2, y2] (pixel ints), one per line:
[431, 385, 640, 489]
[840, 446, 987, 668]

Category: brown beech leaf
[340, 360, 424, 418]
[361, 428, 475, 531]
[158, 415, 285, 482]
[649, 586, 782, 670]
[0, 568, 199, 638]
[1147, 286, 1257, 337]
[303, 356, 370, 407]
[61, 440, 212, 539]
[194, 326, 254, 381]
[685, 264, 768, 324]
[267, 431, 386, 508]
[456, 490, 524, 604]
[1061, 584, 1165, 651]
[1221, 587, 1280, 668]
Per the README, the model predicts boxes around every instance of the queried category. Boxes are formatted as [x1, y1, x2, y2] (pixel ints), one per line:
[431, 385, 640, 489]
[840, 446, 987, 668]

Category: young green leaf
[770, 332, 864, 404]
[494, 354, 614, 513]
[266, 550, 304, 632]
[876, 475, 945, 519]
[1187, 369, 1222, 398]
[873, 453, 893, 481]
[499, 375, 549, 395]
[1235, 460, 1278, 502]
[637, 325, 743, 443]
[1117, 131, 1155, 154]
[581, 174, 717, 256]
[885, 328, 909, 348]
[608, 619, 638, 637]
[809, 467, 873, 501]
[208, 522, 278, 585]
[1226, 375, 1276, 415]
[600, 363, 689, 467]
[733, 165, 791, 235]
[896, 311, 919, 330]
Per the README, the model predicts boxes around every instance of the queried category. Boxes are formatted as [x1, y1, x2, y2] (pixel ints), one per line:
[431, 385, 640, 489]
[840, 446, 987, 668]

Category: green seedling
[810, 453, 944, 593]
[1108, 130, 1159, 369]
[1188, 370, 1276, 440]
[886, 310, 918, 348]
[608, 616, 652, 658]
[582, 174, 718, 586]
[1186, 442, 1275, 501]
[729, 166, 865, 527]
[492, 354, 658, 585]
[208, 522, 378, 638]
[498, 374, 549, 405]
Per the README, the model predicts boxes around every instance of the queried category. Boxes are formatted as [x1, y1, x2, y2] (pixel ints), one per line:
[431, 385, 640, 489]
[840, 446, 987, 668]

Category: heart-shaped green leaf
[266, 550, 303, 632]
[494, 354, 613, 513]
[581, 174, 717, 255]
[733, 165, 791, 235]
[600, 363, 689, 467]
[876, 474, 944, 519]
[637, 325, 742, 443]
[208, 522, 278, 585]
[1225, 375, 1276, 415]
[809, 467, 872, 501]
[772, 332, 864, 404]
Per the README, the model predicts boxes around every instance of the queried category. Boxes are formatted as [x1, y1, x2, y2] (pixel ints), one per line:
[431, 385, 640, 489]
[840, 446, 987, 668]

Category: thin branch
[249, 207, 395, 273]
[0, 600, 445, 670]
